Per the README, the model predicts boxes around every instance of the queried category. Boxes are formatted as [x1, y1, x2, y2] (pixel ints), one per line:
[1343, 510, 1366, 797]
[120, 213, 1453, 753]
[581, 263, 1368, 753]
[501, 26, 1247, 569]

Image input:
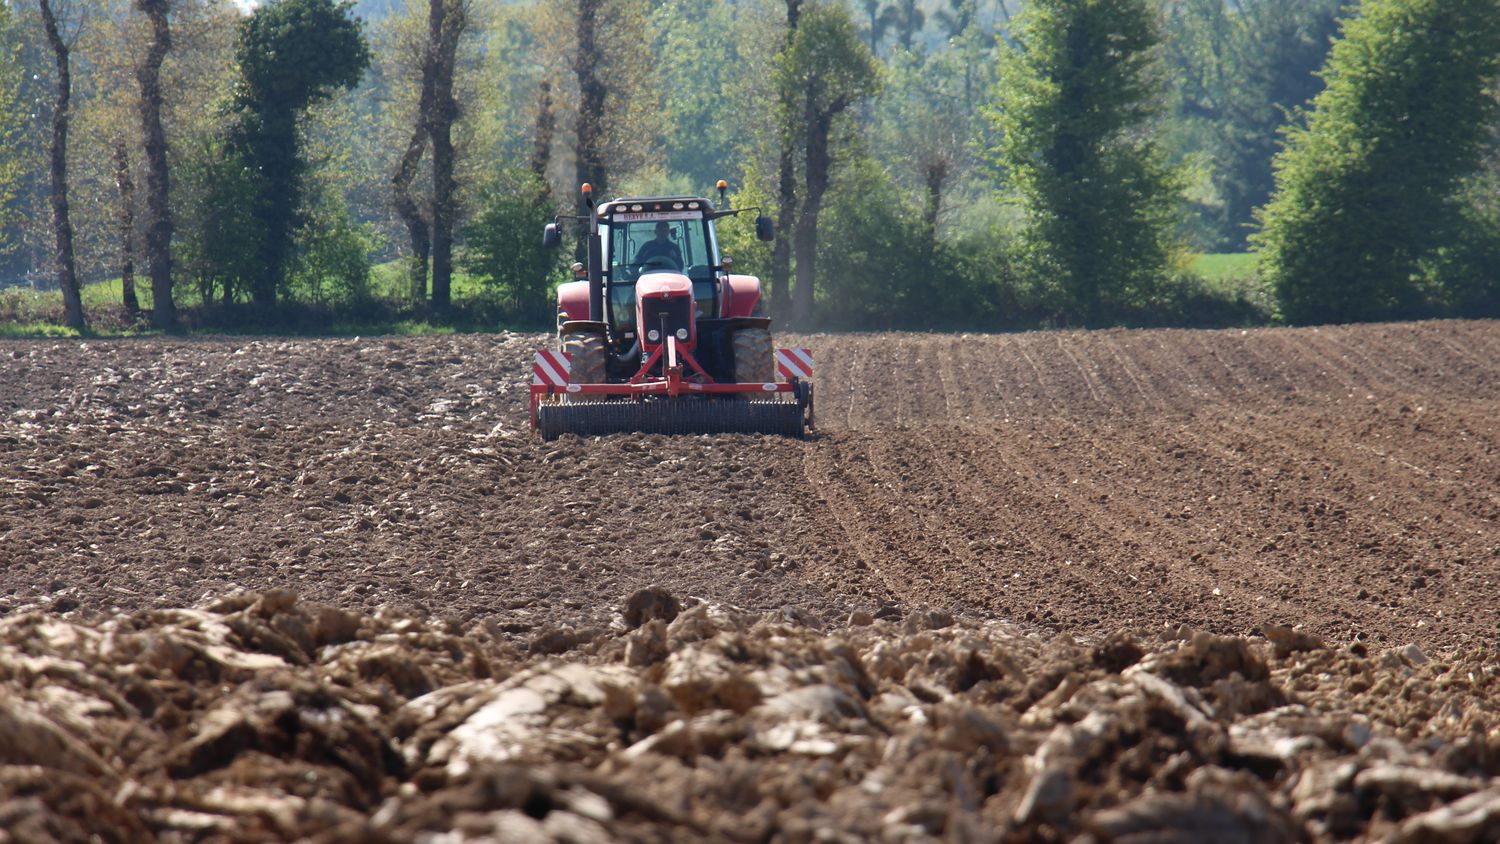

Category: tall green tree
[528, 0, 655, 253]
[781, 1, 878, 326]
[177, 136, 260, 306]
[1254, 0, 1500, 325]
[426, 0, 468, 311]
[989, 0, 1179, 326]
[135, 0, 176, 329]
[231, 0, 369, 307]
[39, 0, 84, 330]
[0, 5, 25, 260]
[768, 0, 802, 317]
[389, 0, 470, 308]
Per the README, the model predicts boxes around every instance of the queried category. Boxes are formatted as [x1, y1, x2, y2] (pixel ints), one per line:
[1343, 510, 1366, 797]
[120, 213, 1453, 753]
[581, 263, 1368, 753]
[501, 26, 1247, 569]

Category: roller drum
[539, 399, 805, 440]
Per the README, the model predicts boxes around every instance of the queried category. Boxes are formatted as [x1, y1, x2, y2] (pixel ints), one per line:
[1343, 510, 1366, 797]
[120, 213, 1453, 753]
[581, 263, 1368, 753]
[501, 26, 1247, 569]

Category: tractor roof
[601, 196, 717, 213]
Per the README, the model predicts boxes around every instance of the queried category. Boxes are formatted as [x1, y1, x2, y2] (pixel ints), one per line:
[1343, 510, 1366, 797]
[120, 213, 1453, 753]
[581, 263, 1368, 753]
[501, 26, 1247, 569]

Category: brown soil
[2, 590, 1498, 842]
[2, 322, 1497, 647]
[2, 320, 1499, 841]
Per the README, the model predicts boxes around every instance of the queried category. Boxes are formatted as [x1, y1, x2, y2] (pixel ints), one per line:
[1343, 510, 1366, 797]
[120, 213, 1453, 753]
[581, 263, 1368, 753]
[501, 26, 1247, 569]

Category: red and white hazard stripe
[775, 348, 813, 381]
[532, 350, 571, 387]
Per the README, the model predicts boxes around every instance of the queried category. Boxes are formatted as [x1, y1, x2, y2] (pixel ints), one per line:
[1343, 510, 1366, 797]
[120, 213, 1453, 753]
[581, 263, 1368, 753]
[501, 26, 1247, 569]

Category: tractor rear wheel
[560, 331, 606, 392]
[732, 327, 775, 384]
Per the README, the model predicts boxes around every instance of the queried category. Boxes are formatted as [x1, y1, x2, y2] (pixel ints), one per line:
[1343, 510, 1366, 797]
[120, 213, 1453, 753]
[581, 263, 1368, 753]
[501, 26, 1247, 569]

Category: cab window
[608, 216, 711, 280]
[607, 213, 718, 321]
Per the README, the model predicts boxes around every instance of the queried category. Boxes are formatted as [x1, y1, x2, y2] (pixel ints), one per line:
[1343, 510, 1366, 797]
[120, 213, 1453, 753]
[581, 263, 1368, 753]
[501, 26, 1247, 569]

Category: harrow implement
[529, 340, 814, 440]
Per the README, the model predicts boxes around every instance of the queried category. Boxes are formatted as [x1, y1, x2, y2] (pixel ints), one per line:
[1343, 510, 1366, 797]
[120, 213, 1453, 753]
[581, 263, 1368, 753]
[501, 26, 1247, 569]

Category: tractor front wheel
[560, 331, 606, 394]
[732, 327, 775, 384]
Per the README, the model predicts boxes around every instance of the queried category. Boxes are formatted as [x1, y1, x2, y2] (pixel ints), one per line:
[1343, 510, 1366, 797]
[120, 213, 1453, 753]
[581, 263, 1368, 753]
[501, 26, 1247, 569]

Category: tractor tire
[732, 327, 775, 384]
[560, 332, 606, 396]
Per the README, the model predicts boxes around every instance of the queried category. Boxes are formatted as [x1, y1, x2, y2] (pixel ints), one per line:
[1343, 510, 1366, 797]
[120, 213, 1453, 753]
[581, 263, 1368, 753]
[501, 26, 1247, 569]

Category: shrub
[462, 170, 565, 324]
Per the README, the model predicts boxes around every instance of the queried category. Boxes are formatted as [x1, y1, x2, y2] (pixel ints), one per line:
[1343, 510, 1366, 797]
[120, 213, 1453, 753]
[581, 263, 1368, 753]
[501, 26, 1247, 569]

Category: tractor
[529, 182, 813, 440]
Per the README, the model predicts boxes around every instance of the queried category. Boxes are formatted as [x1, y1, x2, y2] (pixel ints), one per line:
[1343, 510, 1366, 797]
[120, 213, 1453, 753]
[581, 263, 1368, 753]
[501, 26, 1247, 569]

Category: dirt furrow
[3, 320, 1499, 652]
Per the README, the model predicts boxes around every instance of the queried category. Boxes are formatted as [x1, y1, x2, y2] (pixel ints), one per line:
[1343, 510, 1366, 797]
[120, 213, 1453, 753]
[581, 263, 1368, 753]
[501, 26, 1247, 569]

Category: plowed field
[4, 320, 1500, 842]
[2, 321, 1496, 647]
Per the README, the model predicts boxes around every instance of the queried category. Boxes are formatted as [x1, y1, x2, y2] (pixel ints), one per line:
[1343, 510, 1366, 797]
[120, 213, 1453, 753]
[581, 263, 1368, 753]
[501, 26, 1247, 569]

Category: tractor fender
[557, 280, 591, 322]
[722, 275, 763, 318]
[559, 319, 608, 336]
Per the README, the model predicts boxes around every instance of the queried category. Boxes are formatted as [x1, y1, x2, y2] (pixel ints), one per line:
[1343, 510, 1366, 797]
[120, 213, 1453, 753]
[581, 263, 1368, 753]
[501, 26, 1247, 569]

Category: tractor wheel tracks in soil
[0, 321, 1497, 650]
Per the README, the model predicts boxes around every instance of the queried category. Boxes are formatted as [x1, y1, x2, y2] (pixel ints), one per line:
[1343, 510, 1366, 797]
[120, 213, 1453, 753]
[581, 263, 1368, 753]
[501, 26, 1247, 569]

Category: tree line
[0, 0, 1496, 333]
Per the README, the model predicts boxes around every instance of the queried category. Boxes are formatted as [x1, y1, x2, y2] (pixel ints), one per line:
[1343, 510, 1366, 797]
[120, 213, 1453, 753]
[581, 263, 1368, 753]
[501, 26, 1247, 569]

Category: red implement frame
[529, 336, 807, 430]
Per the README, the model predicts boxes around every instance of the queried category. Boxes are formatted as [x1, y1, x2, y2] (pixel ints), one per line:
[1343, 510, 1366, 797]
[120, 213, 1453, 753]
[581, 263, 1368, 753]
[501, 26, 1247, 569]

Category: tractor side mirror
[755, 215, 775, 242]
[542, 223, 561, 249]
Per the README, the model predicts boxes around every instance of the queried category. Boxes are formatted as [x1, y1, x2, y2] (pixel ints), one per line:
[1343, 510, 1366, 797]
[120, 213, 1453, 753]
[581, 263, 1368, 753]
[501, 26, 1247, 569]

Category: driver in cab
[634, 221, 682, 269]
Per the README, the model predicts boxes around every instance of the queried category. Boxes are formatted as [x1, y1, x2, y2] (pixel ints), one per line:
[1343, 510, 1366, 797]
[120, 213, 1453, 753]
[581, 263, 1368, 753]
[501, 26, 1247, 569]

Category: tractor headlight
[676, 328, 688, 341]
[647, 329, 661, 342]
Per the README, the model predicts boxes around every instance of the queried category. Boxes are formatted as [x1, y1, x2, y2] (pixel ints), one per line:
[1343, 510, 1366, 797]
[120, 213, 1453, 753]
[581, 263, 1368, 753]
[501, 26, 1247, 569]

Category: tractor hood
[636, 271, 693, 300]
[636, 271, 695, 350]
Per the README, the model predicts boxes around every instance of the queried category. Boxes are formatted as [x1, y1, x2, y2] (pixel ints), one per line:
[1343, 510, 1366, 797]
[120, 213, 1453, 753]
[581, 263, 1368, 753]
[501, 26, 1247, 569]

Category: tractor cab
[544, 184, 775, 381]
[600, 199, 721, 339]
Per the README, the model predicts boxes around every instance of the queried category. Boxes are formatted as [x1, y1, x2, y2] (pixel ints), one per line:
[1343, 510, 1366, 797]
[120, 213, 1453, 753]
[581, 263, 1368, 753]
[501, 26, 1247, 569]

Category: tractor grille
[641, 296, 693, 344]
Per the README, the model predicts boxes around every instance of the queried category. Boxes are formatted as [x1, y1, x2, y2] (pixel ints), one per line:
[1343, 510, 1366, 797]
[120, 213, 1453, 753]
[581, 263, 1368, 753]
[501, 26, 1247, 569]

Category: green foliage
[777, 1, 881, 324]
[651, 0, 740, 187]
[871, 33, 992, 212]
[779, 3, 880, 125]
[1437, 156, 1500, 314]
[1255, 0, 1500, 325]
[714, 170, 776, 283]
[813, 157, 940, 328]
[815, 157, 1017, 330]
[461, 169, 564, 322]
[236, 0, 371, 114]
[231, 0, 371, 304]
[0, 4, 23, 258]
[175, 137, 263, 306]
[287, 184, 379, 305]
[1123, 267, 1273, 328]
[1166, 0, 1346, 251]
[989, 0, 1182, 327]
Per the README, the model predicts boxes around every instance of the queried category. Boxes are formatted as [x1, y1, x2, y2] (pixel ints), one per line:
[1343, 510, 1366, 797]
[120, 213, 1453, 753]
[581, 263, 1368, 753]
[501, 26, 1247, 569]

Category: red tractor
[529, 182, 813, 440]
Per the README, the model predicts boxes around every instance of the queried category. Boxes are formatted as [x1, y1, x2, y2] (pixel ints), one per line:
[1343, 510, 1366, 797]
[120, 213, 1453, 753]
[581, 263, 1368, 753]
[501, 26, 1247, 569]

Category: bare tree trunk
[573, 0, 606, 262]
[771, 147, 796, 316]
[113, 140, 138, 313]
[528, 81, 557, 320]
[529, 80, 554, 185]
[135, 0, 175, 330]
[429, 0, 466, 312]
[392, 0, 440, 303]
[792, 101, 844, 327]
[770, 0, 803, 317]
[40, 0, 83, 331]
[248, 112, 296, 307]
[392, 141, 431, 302]
[923, 158, 947, 256]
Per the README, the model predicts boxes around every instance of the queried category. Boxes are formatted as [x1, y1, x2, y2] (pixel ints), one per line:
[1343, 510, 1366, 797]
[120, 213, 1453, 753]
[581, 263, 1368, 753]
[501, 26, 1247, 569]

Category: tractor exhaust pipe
[583, 183, 604, 323]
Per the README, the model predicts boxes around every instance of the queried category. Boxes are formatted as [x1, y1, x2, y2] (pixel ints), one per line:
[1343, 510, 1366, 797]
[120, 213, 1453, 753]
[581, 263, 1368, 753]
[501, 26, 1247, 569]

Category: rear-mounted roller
[529, 342, 814, 440]
[539, 399, 805, 440]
